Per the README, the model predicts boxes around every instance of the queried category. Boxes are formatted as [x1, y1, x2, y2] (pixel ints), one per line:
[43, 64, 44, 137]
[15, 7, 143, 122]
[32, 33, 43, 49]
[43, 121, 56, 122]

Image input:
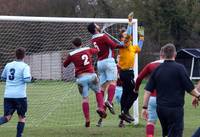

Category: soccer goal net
[0, 16, 139, 127]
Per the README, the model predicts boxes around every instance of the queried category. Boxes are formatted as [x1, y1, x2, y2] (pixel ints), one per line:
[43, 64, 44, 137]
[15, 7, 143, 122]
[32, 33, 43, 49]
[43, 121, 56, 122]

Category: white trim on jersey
[69, 47, 90, 56]
[92, 33, 104, 39]
[150, 59, 164, 64]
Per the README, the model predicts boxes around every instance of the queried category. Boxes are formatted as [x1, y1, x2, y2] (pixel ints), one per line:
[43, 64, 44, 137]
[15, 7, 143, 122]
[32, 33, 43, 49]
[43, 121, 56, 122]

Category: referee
[142, 43, 200, 137]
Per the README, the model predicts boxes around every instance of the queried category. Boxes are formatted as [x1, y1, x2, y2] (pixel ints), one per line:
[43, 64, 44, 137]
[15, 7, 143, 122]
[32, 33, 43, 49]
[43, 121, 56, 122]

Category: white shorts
[76, 73, 100, 97]
[97, 58, 117, 85]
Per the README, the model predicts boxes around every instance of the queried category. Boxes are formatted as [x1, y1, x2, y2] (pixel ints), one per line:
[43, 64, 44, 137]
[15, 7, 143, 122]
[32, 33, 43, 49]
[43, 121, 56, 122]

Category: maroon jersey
[91, 33, 118, 61]
[135, 60, 164, 96]
[63, 47, 98, 77]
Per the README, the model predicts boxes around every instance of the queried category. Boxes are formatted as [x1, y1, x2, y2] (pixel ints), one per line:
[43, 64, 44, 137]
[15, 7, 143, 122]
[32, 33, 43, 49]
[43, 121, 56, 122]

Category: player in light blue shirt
[0, 47, 31, 137]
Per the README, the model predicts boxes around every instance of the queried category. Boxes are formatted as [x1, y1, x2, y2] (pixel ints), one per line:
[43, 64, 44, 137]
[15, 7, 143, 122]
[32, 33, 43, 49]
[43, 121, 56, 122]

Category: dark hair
[15, 47, 25, 60]
[72, 37, 82, 47]
[87, 23, 96, 34]
[161, 43, 176, 59]
[118, 28, 126, 40]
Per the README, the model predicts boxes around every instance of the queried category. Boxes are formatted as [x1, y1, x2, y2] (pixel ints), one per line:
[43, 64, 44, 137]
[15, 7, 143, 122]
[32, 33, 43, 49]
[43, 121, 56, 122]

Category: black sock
[16, 122, 25, 137]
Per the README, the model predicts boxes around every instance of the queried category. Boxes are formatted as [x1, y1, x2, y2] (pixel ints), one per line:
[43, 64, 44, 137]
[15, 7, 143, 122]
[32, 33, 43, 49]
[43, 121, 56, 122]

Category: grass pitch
[0, 80, 199, 137]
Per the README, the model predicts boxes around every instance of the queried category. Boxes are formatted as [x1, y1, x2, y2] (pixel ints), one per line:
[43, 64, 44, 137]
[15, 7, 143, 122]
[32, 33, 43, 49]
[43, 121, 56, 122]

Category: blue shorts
[76, 73, 100, 97]
[148, 96, 158, 122]
[4, 98, 27, 118]
[97, 58, 117, 85]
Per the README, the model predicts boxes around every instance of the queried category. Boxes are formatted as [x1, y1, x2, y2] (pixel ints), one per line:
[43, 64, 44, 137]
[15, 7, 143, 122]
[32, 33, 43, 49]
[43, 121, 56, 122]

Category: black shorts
[4, 98, 27, 118]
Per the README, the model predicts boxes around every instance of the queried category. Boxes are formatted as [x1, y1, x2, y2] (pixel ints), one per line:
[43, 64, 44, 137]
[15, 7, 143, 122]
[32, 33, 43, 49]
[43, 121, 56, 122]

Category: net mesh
[0, 19, 136, 127]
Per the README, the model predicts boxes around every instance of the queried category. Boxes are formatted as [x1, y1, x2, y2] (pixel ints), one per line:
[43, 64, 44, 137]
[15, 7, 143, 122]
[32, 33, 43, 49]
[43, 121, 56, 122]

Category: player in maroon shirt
[135, 49, 164, 137]
[63, 37, 107, 127]
[87, 23, 123, 116]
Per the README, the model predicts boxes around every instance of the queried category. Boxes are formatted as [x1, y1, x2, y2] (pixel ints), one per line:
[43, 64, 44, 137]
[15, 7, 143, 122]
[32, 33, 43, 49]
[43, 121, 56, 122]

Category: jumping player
[63, 37, 106, 127]
[87, 23, 123, 115]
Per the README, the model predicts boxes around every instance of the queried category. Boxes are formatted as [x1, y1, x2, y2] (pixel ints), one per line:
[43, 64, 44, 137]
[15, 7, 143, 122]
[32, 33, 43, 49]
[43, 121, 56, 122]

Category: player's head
[72, 37, 82, 47]
[15, 47, 26, 60]
[161, 43, 177, 60]
[118, 28, 126, 41]
[87, 23, 101, 34]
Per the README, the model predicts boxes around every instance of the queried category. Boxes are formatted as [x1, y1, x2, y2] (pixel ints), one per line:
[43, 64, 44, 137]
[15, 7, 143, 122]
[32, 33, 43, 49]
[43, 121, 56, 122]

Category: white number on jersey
[93, 42, 100, 51]
[81, 54, 90, 66]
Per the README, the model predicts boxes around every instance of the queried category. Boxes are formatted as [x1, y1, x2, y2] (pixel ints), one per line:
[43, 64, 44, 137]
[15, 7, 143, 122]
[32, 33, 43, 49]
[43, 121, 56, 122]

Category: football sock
[82, 99, 90, 122]
[146, 124, 155, 137]
[95, 92, 104, 110]
[107, 84, 116, 104]
[0, 116, 8, 125]
[16, 122, 25, 137]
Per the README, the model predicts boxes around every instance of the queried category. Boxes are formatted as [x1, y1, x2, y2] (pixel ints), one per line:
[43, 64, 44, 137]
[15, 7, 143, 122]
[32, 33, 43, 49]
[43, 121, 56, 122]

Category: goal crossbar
[0, 16, 137, 23]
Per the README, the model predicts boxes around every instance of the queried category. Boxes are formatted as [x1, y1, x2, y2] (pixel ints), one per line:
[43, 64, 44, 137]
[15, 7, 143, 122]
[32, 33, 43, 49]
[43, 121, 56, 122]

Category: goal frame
[0, 16, 139, 125]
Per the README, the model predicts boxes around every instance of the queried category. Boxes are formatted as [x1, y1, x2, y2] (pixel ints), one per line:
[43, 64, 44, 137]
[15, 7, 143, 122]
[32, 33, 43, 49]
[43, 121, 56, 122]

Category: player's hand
[138, 26, 144, 37]
[192, 97, 199, 108]
[141, 109, 148, 121]
[128, 12, 134, 23]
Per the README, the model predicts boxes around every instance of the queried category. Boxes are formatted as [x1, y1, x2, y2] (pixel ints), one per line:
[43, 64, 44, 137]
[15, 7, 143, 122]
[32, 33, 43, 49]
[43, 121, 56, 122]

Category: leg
[105, 59, 117, 106]
[0, 98, 15, 125]
[104, 81, 116, 115]
[168, 107, 183, 137]
[16, 116, 26, 137]
[146, 97, 157, 137]
[192, 127, 200, 137]
[82, 97, 90, 127]
[107, 81, 116, 105]
[16, 98, 27, 137]
[124, 70, 137, 113]
[89, 74, 107, 119]
[156, 106, 168, 137]
[76, 77, 90, 127]
[80, 86, 90, 127]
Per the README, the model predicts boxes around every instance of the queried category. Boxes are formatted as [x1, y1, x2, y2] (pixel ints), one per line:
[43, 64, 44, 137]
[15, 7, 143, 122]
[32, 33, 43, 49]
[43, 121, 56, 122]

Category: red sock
[146, 124, 155, 137]
[82, 99, 90, 122]
[96, 92, 104, 110]
[100, 90, 107, 111]
[101, 90, 105, 98]
[107, 84, 116, 104]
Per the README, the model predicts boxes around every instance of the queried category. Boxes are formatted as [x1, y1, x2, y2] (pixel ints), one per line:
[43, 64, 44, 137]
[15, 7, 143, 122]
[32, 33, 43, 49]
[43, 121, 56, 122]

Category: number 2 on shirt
[81, 54, 90, 66]
[9, 68, 15, 80]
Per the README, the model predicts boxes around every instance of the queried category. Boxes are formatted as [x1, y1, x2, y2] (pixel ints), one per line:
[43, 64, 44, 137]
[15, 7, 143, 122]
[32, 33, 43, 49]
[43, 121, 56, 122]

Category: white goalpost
[0, 16, 139, 126]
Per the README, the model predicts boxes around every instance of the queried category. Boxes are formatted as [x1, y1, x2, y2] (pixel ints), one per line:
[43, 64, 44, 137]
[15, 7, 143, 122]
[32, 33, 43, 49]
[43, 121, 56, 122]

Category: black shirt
[145, 60, 194, 108]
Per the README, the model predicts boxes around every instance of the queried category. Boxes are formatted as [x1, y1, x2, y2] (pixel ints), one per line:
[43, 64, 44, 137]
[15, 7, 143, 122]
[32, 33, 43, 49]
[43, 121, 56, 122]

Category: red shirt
[135, 60, 164, 96]
[91, 33, 118, 61]
[63, 47, 98, 77]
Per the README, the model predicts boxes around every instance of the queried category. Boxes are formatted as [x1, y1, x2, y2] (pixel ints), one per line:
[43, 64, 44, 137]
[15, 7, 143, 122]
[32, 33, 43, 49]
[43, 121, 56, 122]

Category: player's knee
[5, 115, 12, 121]
[18, 117, 26, 123]
[82, 97, 89, 102]
[19, 118, 26, 123]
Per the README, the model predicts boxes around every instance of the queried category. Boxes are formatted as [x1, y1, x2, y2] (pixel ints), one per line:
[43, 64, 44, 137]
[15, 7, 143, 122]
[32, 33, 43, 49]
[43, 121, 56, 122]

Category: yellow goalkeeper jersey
[118, 43, 141, 70]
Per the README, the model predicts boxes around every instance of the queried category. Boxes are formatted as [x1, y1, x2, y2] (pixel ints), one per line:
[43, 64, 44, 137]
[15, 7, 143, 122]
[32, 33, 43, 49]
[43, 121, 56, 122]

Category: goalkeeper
[117, 12, 144, 127]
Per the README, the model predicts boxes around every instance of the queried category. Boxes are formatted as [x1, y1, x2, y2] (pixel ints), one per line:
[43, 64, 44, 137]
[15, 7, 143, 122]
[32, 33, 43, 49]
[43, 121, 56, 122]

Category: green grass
[0, 80, 199, 137]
